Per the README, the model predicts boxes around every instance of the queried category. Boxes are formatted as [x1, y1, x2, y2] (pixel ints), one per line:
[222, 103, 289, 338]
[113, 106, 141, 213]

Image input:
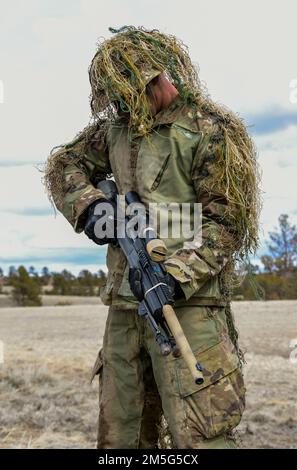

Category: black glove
[84, 199, 117, 245]
[128, 268, 183, 302]
[128, 267, 143, 301]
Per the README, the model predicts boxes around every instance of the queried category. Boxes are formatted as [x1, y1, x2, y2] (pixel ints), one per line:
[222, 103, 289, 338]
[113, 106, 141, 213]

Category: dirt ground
[0, 293, 101, 308]
[0, 300, 297, 449]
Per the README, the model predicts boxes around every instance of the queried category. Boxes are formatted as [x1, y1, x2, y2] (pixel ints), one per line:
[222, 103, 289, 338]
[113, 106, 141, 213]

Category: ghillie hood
[89, 25, 200, 132]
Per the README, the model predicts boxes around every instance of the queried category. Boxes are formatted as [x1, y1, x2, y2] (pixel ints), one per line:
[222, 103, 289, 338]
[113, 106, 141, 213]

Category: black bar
[0, 449, 295, 467]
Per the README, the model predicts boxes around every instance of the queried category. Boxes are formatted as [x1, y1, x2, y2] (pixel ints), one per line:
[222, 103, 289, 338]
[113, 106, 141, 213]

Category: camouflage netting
[43, 122, 105, 211]
[45, 25, 261, 261]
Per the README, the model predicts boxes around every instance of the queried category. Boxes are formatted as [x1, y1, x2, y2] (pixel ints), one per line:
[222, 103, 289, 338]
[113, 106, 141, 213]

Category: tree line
[0, 267, 106, 307]
[234, 214, 297, 300]
[0, 214, 296, 306]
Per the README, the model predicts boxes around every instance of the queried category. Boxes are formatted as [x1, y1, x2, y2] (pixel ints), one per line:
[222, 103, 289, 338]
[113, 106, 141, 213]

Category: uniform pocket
[136, 146, 171, 195]
[150, 152, 171, 191]
[175, 341, 245, 439]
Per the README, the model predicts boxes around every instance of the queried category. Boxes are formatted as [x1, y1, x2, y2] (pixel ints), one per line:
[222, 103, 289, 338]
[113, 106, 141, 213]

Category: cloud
[1, 207, 53, 216]
[0, 209, 108, 274]
[0, 165, 50, 212]
[1, 1, 297, 272]
[1, 0, 297, 164]
[253, 125, 297, 239]
[247, 108, 297, 135]
[0, 164, 107, 272]
[253, 122, 297, 153]
[0, 247, 106, 266]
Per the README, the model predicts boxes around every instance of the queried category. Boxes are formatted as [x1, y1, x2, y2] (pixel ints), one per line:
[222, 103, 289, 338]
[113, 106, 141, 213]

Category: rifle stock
[162, 304, 203, 384]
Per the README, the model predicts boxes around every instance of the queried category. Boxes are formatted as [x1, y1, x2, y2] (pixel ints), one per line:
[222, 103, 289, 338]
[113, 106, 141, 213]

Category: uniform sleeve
[46, 123, 112, 232]
[164, 120, 237, 300]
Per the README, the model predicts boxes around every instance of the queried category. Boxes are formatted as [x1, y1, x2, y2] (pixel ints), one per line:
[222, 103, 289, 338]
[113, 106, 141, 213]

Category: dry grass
[0, 300, 297, 448]
[235, 301, 297, 448]
[0, 304, 106, 449]
[0, 360, 97, 448]
[0, 293, 101, 308]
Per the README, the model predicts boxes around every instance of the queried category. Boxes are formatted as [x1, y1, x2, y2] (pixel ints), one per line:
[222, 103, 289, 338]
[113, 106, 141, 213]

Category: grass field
[0, 300, 297, 448]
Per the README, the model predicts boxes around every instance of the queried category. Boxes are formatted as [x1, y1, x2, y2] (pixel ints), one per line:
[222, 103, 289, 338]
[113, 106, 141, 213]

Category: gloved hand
[128, 267, 143, 301]
[84, 199, 117, 245]
[128, 267, 183, 302]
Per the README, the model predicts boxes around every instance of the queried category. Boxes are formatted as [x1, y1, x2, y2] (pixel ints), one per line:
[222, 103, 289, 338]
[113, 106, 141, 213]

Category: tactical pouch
[174, 341, 246, 439]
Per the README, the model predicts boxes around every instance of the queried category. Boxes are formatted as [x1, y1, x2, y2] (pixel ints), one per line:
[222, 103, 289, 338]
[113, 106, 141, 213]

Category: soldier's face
[146, 73, 179, 115]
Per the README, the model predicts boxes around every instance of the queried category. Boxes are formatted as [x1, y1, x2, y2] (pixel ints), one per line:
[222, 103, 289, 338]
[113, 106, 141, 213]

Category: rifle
[96, 180, 204, 385]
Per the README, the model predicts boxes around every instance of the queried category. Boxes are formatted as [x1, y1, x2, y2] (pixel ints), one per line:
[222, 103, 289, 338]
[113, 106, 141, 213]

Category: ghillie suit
[45, 26, 261, 352]
[44, 26, 261, 449]
[47, 25, 260, 257]
[89, 26, 260, 254]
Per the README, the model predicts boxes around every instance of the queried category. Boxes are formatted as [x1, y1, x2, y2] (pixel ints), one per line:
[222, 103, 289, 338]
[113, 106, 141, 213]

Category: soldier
[44, 26, 260, 449]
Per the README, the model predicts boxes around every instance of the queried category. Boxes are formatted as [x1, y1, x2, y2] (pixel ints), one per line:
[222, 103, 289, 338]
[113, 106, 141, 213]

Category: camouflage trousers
[92, 304, 245, 449]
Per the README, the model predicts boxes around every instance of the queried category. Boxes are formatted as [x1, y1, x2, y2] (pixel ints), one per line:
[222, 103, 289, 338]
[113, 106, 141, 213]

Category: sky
[0, 0, 297, 274]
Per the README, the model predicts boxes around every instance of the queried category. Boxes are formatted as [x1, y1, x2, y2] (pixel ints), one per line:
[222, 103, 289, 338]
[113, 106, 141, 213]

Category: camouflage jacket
[51, 96, 237, 308]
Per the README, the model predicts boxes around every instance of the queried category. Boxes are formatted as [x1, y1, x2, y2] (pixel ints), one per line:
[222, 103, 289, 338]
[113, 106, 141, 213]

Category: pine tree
[11, 266, 42, 306]
[261, 214, 297, 275]
[41, 266, 51, 286]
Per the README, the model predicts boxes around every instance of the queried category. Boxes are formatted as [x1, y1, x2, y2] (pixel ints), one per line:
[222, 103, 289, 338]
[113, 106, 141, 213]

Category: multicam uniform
[51, 95, 245, 448]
